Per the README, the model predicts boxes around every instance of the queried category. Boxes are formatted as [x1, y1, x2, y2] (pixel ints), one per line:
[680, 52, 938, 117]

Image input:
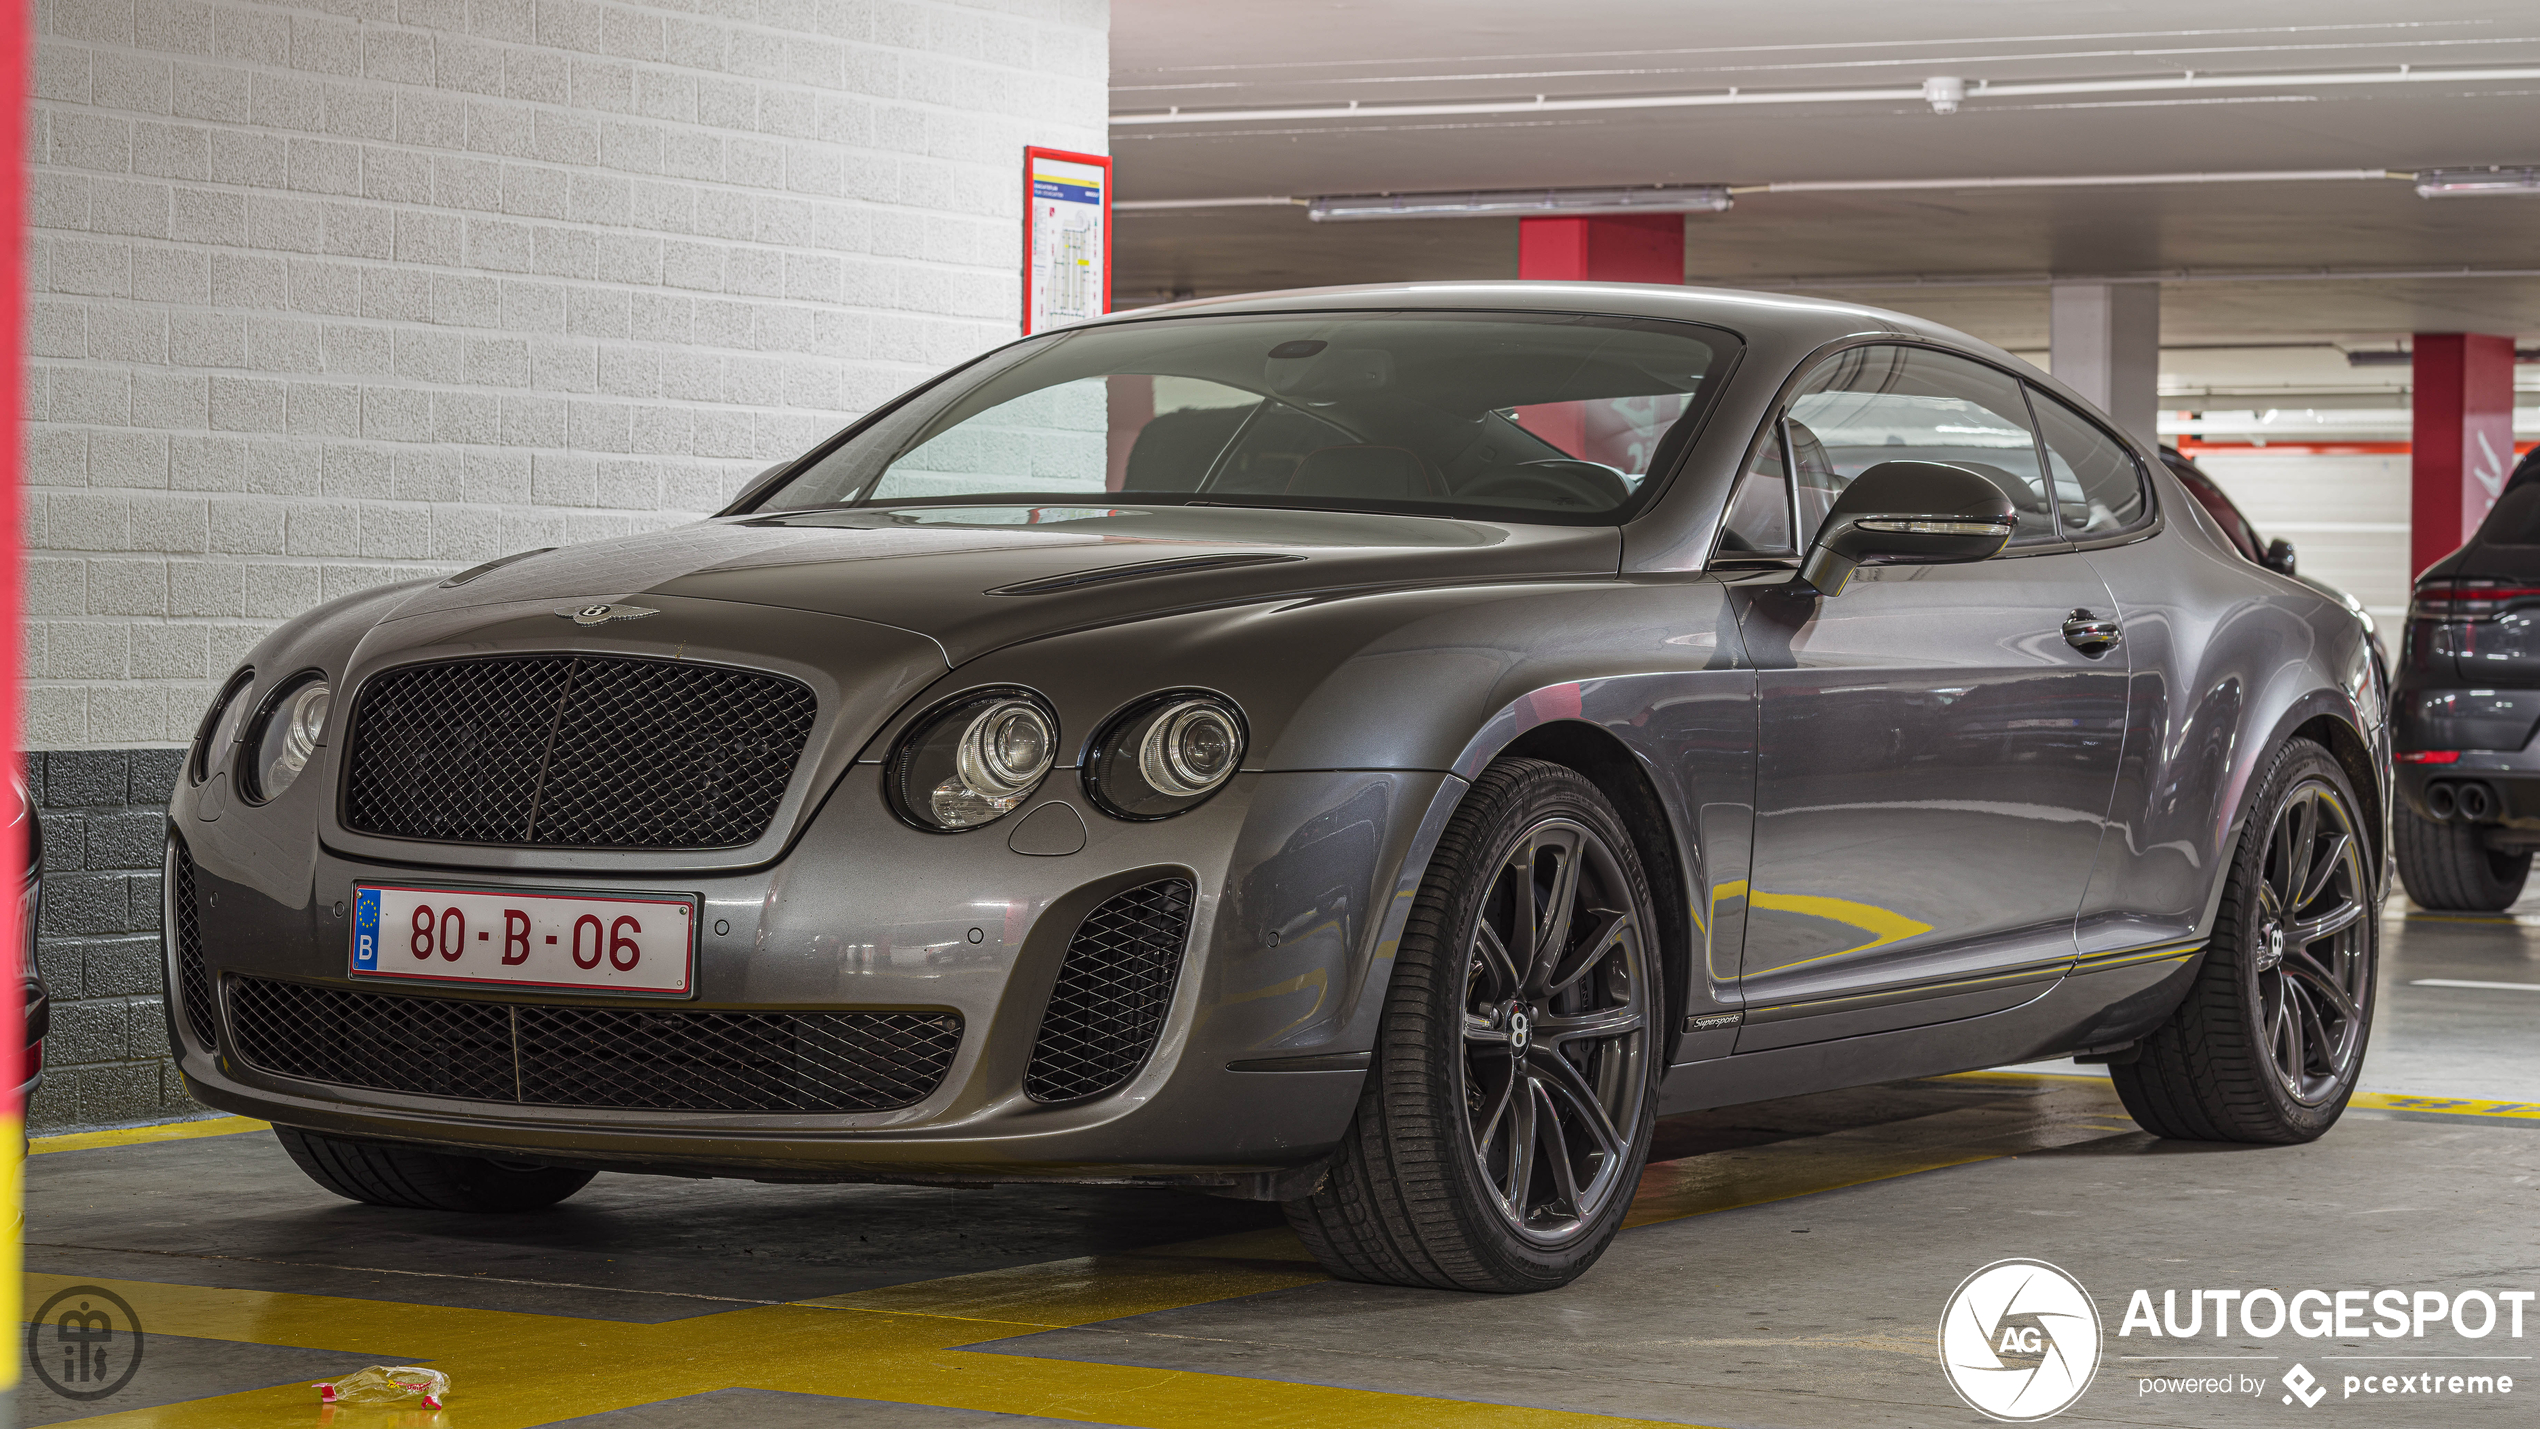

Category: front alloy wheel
[2113, 738, 2378, 1143]
[1458, 818, 1650, 1244]
[1286, 759, 1660, 1292]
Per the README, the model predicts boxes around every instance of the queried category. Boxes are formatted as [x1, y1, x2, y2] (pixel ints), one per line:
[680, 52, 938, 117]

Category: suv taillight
[2411, 576, 2459, 621]
[2410, 576, 2540, 621]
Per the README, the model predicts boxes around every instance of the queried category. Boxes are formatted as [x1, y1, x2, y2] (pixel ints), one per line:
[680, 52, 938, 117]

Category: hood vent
[987, 551, 1303, 596]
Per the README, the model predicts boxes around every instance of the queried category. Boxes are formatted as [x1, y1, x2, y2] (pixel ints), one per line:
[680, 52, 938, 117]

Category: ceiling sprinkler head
[1923, 76, 1966, 115]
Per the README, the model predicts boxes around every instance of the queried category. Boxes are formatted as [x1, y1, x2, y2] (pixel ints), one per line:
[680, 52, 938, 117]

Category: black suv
[2394, 446, 2540, 909]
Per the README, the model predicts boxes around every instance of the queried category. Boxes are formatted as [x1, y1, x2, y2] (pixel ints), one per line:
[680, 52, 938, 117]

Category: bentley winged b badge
[557, 602, 658, 626]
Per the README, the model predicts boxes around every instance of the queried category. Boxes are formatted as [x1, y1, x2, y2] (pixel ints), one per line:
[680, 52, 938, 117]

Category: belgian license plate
[350, 884, 696, 995]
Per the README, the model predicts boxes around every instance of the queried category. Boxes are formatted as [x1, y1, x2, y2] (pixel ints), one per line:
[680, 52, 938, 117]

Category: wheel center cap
[1507, 1007, 1532, 1052]
[2257, 924, 2287, 972]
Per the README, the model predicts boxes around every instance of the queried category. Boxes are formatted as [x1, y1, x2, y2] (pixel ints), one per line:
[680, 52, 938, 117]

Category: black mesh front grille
[1024, 879, 1193, 1103]
[170, 837, 217, 1050]
[225, 977, 960, 1113]
[342, 656, 818, 849]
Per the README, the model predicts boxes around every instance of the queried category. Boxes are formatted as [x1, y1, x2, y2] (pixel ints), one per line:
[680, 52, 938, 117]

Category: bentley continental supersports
[168, 282, 2387, 1292]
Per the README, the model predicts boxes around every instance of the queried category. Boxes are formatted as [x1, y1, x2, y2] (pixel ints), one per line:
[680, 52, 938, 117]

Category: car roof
[1078, 280, 2043, 380]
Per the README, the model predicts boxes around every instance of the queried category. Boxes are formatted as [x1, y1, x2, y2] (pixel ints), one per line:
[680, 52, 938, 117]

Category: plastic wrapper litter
[315, 1366, 450, 1408]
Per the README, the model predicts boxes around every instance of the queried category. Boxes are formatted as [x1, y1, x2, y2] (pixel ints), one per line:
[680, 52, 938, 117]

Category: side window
[1782, 346, 2057, 548]
[1718, 425, 1795, 554]
[2164, 456, 2261, 562]
[2030, 389, 2154, 539]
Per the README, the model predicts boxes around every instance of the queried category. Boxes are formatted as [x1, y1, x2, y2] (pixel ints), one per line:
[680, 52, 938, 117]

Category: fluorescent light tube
[1305, 185, 1732, 223]
[2416, 167, 2540, 198]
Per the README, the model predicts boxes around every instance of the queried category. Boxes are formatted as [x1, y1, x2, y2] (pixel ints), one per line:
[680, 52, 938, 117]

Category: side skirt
[1657, 951, 2201, 1115]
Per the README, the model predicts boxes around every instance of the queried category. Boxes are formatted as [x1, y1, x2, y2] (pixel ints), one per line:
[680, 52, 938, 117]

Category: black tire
[274, 1125, 595, 1212]
[1284, 759, 1662, 1293]
[2393, 804, 2529, 912]
[2112, 738, 2378, 1144]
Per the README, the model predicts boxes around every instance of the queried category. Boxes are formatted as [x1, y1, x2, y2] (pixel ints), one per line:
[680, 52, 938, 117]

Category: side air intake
[170, 837, 216, 1049]
[1023, 879, 1194, 1103]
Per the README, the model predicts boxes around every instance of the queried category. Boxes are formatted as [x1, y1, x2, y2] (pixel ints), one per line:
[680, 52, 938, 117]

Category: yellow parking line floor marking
[73, 1074, 2528, 1426]
[1950, 1069, 2540, 1124]
[23, 1076, 2154, 1428]
[30, 1115, 268, 1156]
[2347, 1091, 2540, 1120]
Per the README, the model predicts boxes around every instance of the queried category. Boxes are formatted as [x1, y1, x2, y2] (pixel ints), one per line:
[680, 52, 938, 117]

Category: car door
[1725, 344, 2132, 1050]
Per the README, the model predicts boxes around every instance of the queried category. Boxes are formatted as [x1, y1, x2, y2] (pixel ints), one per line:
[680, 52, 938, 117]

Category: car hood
[383, 505, 1622, 665]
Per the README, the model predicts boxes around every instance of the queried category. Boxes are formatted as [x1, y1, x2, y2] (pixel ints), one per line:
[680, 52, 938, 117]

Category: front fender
[887, 574, 1758, 1062]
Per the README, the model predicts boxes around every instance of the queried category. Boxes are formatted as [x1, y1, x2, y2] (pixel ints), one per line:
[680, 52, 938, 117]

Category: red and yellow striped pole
[1, 2, 32, 1423]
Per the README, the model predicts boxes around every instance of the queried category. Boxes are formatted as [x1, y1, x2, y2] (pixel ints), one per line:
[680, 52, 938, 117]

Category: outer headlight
[887, 690, 1057, 831]
[244, 675, 331, 802]
[190, 667, 257, 785]
[1084, 693, 1246, 820]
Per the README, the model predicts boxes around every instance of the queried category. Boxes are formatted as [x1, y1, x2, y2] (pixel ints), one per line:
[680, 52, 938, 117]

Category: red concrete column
[1104, 374, 1153, 491]
[1513, 214, 1684, 454]
[1516, 213, 1685, 285]
[1, 0, 28, 1294]
[2412, 333, 2517, 575]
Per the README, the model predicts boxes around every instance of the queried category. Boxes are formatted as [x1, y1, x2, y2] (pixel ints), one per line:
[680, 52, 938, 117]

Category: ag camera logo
[1940, 1259, 2103, 1422]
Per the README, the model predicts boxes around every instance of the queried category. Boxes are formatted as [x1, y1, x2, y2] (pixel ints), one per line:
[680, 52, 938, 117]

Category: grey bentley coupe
[168, 282, 2387, 1293]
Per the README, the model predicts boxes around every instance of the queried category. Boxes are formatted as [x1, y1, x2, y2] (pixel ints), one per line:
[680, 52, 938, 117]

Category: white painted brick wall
[23, 0, 1108, 748]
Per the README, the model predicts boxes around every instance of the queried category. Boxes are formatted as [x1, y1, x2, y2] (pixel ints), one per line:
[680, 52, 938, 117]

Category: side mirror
[2263, 538, 2298, 575]
[1797, 460, 2019, 596]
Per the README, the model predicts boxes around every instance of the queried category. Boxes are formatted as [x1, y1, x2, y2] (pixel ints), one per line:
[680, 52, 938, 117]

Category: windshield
[750, 311, 1736, 523]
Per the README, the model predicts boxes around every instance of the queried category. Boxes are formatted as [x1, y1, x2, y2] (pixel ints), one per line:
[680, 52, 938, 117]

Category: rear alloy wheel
[2113, 738, 2377, 1143]
[2393, 803, 2530, 912]
[275, 1125, 595, 1212]
[1285, 759, 1660, 1292]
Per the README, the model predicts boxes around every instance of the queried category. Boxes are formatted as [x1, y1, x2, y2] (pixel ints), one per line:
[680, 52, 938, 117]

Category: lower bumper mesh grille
[1024, 878, 1194, 1103]
[170, 839, 217, 1050]
[227, 978, 961, 1113]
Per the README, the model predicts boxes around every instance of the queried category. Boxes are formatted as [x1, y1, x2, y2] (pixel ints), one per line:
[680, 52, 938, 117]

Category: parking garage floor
[20, 900, 2538, 1428]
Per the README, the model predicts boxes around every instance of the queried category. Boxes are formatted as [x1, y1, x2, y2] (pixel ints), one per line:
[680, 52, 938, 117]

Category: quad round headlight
[887, 690, 1058, 831]
[244, 675, 331, 802]
[190, 667, 257, 785]
[1085, 694, 1246, 820]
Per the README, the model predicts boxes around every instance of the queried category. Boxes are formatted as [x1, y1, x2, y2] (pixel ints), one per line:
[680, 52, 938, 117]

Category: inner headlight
[245, 675, 331, 802]
[190, 667, 257, 785]
[1085, 694, 1246, 820]
[887, 691, 1058, 831]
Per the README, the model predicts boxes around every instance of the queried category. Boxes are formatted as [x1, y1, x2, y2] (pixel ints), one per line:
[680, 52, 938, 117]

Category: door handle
[2062, 609, 2122, 656]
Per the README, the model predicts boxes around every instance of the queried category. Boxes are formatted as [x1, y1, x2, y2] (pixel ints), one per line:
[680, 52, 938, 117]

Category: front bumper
[172, 768, 1446, 1185]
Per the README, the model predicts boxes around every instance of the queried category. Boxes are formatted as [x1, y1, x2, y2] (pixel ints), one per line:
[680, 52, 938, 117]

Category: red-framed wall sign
[1022, 146, 1112, 336]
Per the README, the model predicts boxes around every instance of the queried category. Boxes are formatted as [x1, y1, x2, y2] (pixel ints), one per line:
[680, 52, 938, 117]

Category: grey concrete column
[2048, 282, 2161, 447]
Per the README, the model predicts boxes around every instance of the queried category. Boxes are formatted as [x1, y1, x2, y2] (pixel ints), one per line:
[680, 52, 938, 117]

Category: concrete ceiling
[1109, 2, 2540, 350]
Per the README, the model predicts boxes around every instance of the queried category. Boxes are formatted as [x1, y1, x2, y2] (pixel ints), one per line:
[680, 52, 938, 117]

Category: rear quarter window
[2028, 388, 2156, 540]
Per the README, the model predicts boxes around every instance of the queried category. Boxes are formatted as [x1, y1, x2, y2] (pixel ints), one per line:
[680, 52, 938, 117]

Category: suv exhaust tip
[2425, 779, 2500, 822]
[2428, 782, 2460, 820]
